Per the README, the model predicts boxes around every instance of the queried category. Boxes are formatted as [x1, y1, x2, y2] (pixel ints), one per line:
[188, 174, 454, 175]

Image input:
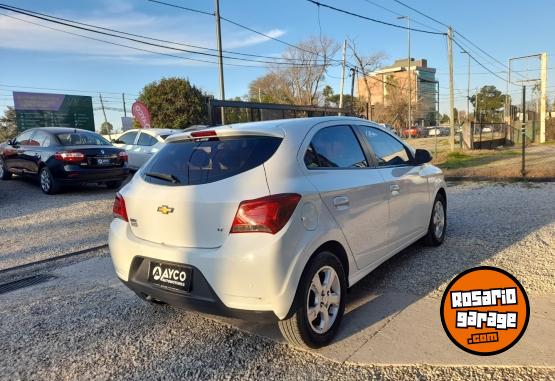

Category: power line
[360, 0, 443, 33]
[451, 38, 513, 84]
[0, 4, 326, 67]
[145, 0, 213, 16]
[2, 3, 321, 64]
[0, 11, 246, 67]
[305, 0, 445, 35]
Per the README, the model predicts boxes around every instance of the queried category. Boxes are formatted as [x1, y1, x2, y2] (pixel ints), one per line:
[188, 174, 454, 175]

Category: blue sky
[1, 0, 554, 131]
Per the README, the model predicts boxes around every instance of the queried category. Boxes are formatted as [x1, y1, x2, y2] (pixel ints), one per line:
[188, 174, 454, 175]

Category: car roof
[23, 127, 98, 135]
[166, 116, 383, 143]
[123, 128, 181, 136]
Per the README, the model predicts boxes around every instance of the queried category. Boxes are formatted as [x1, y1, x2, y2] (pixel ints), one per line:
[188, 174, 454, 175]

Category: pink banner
[131, 101, 151, 129]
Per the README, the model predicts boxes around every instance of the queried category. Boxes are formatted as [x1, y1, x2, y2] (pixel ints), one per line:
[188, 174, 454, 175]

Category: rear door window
[32, 131, 51, 147]
[304, 126, 368, 169]
[142, 136, 282, 186]
[137, 133, 158, 146]
[357, 126, 412, 166]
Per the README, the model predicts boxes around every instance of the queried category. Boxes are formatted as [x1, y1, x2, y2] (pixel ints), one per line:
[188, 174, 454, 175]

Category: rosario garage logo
[151, 266, 187, 287]
[440, 266, 529, 356]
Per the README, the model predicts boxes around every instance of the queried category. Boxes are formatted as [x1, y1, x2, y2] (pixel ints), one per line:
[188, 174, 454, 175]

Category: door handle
[333, 196, 349, 210]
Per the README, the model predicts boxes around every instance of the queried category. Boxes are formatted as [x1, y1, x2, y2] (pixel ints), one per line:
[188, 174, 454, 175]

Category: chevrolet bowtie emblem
[157, 205, 174, 215]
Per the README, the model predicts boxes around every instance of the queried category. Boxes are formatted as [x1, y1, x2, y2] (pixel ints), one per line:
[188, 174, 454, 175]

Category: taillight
[118, 151, 128, 162]
[113, 193, 128, 221]
[230, 193, 301, 234]
[190, 130, 217, 138]
[54, 151, 85, 163]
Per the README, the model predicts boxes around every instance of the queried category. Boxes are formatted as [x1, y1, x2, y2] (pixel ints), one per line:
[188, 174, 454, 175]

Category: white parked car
[112, 128, 181, 170]
[109, 117, 447, 348]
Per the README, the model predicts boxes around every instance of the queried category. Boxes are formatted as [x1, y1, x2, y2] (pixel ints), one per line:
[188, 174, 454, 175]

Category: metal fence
[462, 122, 510, 149]
[207, 99, 350, 126]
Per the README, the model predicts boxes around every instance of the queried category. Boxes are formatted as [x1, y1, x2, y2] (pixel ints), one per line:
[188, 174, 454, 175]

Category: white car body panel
[108, 117, 446, 320]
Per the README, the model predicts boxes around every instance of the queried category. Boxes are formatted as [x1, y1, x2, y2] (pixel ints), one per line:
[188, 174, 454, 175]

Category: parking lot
[0, 178, 554, 380]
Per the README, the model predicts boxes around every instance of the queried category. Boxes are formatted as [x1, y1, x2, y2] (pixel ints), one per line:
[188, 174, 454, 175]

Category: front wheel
[278, 251, 346, 349]
[423, 193, 446, 246]
[0, 157, 12, 180]
[39, 167, 60, 194]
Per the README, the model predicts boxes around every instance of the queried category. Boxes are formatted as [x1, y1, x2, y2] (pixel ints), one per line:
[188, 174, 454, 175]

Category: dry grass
[406, 136, 555, 178]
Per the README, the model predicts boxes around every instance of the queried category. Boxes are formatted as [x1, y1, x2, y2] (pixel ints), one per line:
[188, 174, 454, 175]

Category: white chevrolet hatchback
[109, 117, 446, 348]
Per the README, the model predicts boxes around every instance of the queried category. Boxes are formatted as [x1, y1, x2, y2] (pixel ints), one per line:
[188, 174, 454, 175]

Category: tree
[138, 77, 208, 129]
[249, 36, 339, 106]
[470, 85, 506, 122]
[100, 121, 113, 135]
[248, 72, 293, 104]
[0, 106, 17, 141]
[440, 114, 450, 124]
[348, 39, 386, 111]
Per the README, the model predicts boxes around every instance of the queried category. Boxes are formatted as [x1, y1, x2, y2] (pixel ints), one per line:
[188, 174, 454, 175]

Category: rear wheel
[423, 193, 446, 246]
[0, 157, 12, 180]
[278, 251, 346, 349]
[39, 167, 60, 195]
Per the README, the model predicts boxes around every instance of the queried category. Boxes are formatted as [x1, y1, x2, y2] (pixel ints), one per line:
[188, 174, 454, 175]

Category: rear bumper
[53, 165, 129, 183]
[120, 257, 277, 321]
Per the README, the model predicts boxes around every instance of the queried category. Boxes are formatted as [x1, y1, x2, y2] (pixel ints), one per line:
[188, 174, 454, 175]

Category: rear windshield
[56, 132, 111, 146]
[141, 136, 282, 186]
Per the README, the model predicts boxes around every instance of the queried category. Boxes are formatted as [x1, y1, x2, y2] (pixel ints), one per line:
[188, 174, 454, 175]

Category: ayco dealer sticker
[440, 266, 529, 356]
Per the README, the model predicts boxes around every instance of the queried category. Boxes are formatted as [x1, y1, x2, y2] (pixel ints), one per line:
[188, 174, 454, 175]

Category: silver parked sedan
[112, 129, 181, 170]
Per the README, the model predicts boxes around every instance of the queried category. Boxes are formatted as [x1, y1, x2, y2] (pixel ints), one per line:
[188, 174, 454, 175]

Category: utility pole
[461, 51, 470, 123]
[349, 67, 356, 115]
[447, 26, 455, 151]
[397, 16, 411, 136]
[338, 39, 347, 115]
[99, 93, 111, 140]
[122, 93, 127, 117]
[521, 86, 526, 177]
[214, 0, 225, 124]
[540, 52, 548, 143]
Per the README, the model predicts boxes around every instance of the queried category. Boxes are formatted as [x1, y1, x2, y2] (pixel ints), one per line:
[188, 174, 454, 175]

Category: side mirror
[414, 149, 432, 165]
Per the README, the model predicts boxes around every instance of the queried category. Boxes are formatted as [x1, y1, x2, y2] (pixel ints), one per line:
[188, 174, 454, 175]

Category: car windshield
[141, 135, 282, 186]
[56, 131, 111, 146]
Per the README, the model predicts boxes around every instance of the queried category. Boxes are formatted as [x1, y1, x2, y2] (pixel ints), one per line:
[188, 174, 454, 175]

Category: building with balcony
[357, 58, 438, 126]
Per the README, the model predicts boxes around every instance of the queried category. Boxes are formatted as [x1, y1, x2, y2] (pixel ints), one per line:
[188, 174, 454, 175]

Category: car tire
[278, 251, 346, 349]
[39, 166, 60, 195]
[423, 193, 446, 246]
[0, 157, 12, 180]
[106, 180, 123, 190]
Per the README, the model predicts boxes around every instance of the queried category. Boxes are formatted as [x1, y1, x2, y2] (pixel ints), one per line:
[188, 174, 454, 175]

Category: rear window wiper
[145, 172, 181, 184]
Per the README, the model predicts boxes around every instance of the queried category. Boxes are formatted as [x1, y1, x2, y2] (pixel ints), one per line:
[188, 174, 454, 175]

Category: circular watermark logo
[440, 266, 529, 356]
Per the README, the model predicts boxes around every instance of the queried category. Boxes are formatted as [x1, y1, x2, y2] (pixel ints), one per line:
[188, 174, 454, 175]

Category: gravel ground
[0, 181, 554, 380]
[357, 181, 555, 298]
[0, 177, 116, 270]
[0, 257, 553, 381]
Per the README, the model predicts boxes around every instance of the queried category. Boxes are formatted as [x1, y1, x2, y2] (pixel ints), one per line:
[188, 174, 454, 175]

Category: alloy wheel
[433, 200, 445, 239]
[0, 158, 4, 178]
[306, 266, 341, 334]
[40, 169, 51, 193]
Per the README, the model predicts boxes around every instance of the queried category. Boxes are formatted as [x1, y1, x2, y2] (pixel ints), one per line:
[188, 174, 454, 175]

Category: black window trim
[353, 124, 416, 168]
[304, 125, 373, 171]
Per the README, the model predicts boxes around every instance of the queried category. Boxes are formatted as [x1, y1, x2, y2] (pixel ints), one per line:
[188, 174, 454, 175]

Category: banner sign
[13, 91, 95, 131]
[131, 101, 151, 129]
